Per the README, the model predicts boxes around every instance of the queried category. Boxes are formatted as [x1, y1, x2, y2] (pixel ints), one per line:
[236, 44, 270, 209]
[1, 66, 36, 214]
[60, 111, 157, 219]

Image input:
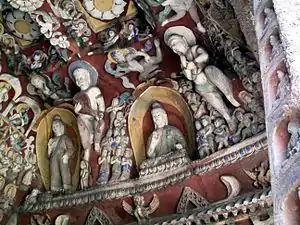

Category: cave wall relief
[0, 0, 269, 224]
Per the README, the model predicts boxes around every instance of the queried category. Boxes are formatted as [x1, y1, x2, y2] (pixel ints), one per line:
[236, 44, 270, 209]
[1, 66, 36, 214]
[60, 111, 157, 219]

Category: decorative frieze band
[151, 188, 272, 225]
[19, 133, 267, 213]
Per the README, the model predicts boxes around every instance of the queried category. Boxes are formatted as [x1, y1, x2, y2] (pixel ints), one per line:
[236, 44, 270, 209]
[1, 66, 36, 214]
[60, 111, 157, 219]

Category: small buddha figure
[214, 118, 229, 150]
[287, 121, 300, 158]
[120, 148, 133, 181]
[109, 146, 123, 182]
[146, 102, 187, 159]
[274, 70, 290, 106]
[269, 35, 283, 61]
[47, 116, 74, 192]
[196, 116, 215, 158]
[238, 91, 264, 120]
[97, 148, 111, 184]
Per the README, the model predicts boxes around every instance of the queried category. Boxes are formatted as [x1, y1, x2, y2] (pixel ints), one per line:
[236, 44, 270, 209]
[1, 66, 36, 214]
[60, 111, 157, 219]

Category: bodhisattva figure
[164, 26, 240, 132]
[47, 116, 74, 192]
[68, 60, 106, 160]
[214, 118, 229, 150]
[146, 102, 187, 159]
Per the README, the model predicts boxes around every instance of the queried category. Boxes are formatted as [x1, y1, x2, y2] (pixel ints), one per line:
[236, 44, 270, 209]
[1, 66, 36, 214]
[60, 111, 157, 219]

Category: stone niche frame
[176, 187, 209, 214]
[85, 207, 113, 225]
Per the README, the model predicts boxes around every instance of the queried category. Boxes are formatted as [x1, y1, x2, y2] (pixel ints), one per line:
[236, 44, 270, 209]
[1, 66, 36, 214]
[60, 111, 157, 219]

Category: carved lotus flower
[7, 0, 45, 12]
[40, 23, 53, 39]
[50, 32, 70, 49]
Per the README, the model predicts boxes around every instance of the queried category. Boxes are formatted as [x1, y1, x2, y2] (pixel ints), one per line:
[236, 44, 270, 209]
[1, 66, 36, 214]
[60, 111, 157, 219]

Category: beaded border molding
[19, 133, 267, 213]
[194, 132, 267, 174]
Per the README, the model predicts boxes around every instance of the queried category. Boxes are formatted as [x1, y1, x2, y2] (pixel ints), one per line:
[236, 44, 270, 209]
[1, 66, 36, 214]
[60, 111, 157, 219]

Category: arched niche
[272, 110, 300, 168]
[272, 117, 290, 168]
[266, 61, 288, 111]
[128, 86, 195, 168]
[282, 182, 300, 225]
[261, 29, 281, 68]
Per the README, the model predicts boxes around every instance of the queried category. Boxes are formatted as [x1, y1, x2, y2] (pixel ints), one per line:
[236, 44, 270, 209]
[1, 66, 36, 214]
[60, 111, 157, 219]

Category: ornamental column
[253, 0, 300, 224]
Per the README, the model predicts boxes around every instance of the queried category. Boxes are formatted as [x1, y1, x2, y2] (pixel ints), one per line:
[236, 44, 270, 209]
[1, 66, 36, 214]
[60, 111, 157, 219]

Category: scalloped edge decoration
[83, 0, 127, 20]
[7, 0, 45, 12]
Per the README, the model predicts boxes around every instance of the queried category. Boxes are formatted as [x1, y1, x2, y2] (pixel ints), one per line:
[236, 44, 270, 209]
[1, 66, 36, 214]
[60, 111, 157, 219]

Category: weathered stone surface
[229, 0, 259, 60]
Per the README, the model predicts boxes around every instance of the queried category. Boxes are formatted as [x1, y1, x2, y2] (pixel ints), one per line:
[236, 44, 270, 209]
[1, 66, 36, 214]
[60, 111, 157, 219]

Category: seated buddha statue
[139, 102, 190, 176]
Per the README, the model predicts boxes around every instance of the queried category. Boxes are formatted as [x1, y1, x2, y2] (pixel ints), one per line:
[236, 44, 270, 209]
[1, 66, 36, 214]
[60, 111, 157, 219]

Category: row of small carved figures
[257, 4, 300, 162]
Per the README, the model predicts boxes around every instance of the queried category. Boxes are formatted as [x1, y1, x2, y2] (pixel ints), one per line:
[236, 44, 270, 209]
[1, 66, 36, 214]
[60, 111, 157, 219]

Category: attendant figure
[97, 148, 111, 184]
[287, 122, 300, 157]
[120, 148, 133, 181]
[214, 118, 229, 150]
[80, 160, 91, 190]
[110, 147, 123, 182]
[269, 35, 282, 61]
[164, 26, 240, 132]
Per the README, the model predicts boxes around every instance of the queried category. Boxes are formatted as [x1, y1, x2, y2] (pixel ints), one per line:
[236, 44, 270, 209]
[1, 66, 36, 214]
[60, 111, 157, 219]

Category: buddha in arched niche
[139, 102, 190, 176]
[146, 102, 187, 159]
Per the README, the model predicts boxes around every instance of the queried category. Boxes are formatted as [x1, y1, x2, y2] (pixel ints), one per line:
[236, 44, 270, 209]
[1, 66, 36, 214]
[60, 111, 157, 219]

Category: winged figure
[122, 194, 160, 224]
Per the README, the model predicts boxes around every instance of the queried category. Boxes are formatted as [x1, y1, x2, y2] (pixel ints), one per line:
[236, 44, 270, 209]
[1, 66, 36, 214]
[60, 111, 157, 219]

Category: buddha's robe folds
[146, 125, 186, 158]
[49, 134, 74, 191]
